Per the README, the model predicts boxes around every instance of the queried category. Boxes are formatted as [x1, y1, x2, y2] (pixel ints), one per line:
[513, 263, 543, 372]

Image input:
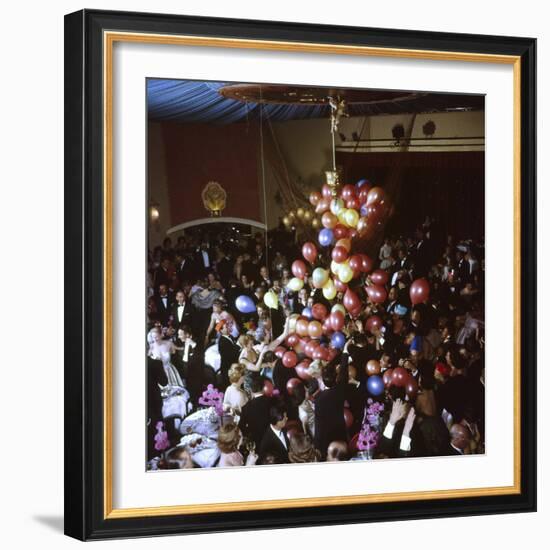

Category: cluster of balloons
[282, 206, 321, 231]
[382, 365, 419, 399]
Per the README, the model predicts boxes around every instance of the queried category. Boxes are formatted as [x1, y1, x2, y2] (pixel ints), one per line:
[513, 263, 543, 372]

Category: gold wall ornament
[201, 181, 227, 216]
[325, 169, 342, 197]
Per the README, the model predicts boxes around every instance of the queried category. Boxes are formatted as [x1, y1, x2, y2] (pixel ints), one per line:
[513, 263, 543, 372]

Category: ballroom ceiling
[147, 79, 484, 124]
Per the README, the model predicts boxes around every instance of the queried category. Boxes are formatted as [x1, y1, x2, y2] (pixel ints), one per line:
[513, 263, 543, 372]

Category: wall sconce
[149, 203, 160, 223]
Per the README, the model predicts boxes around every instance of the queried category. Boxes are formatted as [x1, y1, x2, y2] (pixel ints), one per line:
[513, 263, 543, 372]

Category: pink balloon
[322, 184, 333, 198]
[286, 333, 300, 347]
[304, 340, 319, 358]
[315, 198, 330, 214]
[274, 346, 286, 359]
[334, 278, 348, 292]
[302, 242, 318, 264]
[410, 278, 430, 305]
[341, 185, 356, 201]
[309, 191, 321, 206]
[291, 259, 307, 279]
[313, 346, 329, 361]
[296, 361, 312, 380]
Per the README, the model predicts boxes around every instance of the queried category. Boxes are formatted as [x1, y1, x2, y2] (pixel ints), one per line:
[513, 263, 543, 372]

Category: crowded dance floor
[146, 81, 485, 470]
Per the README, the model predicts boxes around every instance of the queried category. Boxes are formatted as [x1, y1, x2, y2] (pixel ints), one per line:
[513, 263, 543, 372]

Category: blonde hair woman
[223, 363, 249, 419]
[217, 422, 257, 467]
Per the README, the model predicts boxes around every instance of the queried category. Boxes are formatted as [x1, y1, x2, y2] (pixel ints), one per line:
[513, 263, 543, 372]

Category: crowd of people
[146, 219, 485, 470]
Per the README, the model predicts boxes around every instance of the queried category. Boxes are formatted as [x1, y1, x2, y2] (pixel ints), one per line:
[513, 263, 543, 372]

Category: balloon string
[258, 86, 273, 330]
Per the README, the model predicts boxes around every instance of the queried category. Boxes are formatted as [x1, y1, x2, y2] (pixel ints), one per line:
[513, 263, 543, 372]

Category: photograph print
[145, 79, 485, 471]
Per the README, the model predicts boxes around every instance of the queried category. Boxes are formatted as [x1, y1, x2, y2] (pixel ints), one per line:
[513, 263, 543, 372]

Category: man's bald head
[450, 424, 471, 450]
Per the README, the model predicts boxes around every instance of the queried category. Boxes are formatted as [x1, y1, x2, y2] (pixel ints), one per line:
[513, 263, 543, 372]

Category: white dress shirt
[270, 424, 287, 449]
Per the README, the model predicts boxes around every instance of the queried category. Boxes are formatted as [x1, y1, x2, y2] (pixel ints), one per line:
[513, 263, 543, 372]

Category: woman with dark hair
[288, 432, 321, 464]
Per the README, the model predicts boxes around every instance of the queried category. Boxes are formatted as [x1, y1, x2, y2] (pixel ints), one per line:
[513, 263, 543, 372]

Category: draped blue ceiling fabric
[147, 79, 327, 124]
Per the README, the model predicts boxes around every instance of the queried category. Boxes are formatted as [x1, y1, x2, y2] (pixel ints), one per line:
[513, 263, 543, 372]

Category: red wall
[158, 121, 263, 225]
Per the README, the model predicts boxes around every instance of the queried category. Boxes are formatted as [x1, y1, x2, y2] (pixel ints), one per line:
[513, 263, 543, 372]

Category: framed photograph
[64, 9, 536, 540]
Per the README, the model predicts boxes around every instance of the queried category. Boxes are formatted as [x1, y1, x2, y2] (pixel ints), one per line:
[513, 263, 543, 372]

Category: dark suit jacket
[218, 335, 240, 388]
[239, 395, 274, 448]
[258, 426, 290, 464]
[170, 301, 195, 330]
[272, 359, 297, 396]
[314, 384, 348, 457]
[154, 293, 174, 324]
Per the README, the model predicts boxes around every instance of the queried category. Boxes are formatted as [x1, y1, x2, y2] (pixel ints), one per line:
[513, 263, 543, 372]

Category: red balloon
[333, 224, 349, 239]
[358, 187, 370, 204]
[309, 191, 321, 206]
[315, 197, 330, 214]
[296, 318, 310, 337]
[366, 284, 387, 304]
[313, 346, 329, 361]
[366, 202, 387, 225]
[341, 185, 356, 201]
[348, 254, 362, 272]
[343, 288, 361, 312]
[286, 333, 300, 347]
[322, 184, 333, 198]
[312, 303, 328, 321]
[304, 339, 319, 358]
[360, 254, 374, 273]
[296, 362, 312, 380]
[282, 350, 298, 368]
[274, 346, 286, 359]
[392, 367, 409, 387]
[348, 229, 358, 239]
[302, 242, 318, 264]
[383, 368, 394, 387]
[286, 377, 303, 395]
[410, 278, 430, 305]
[406, 377, 419, 399]
[343, 407, 354, 429]
[291, 259, 307, 279]
[263, 379, 274, 397]
[331, 245, 348, 263]
[371, 269, 389, 286]
[346, 198, 361, 210]
[329, 310, 345, 331]
[350, 306, 362, 318]
[366, 186, 386, 206]
[334, 278, 348, 292]
[321, 211, 338, 229]
[366, 359, 381, 376]
[366, 315, 383, 333]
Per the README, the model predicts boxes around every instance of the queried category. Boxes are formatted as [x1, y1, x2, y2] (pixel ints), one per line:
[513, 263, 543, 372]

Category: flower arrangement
[198, 384, 224, 416]
[153, 420, 170, 452]
[357, 399, 384, 452]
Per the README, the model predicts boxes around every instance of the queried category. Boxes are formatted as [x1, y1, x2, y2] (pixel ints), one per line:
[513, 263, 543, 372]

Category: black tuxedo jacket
[176, 257, 196, 284]
[218, 335, 240, 387]
[239, 395, 274, 448]
[170, 301, 194, 330]
[154, 293, 174, 324]
[258, 426, 290, 464]
[313, 384, 348, 457]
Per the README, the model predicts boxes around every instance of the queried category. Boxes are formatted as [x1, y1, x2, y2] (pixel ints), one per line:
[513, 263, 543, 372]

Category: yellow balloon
[339, 262, 354, 283]
[312, 267, 329, 288]
[311, 218, 320, 229]
[283, 216, 291, 227]
[322, 278, 337, 300]
[330, 198, 345, 216]
[330, 260, 341, 275]
[287, 277, 304, 291]
[344, 208, 359, 228]
[331, 304, 346, 315]
[338, 209, 348, 226]
[296, 207, 305, 218]
[304, 210, 312, 221]
[288, 313, 300, 332]
[263, 290, 278, 309]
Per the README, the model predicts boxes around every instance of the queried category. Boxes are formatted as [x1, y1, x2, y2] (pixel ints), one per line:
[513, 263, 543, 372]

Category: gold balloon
[296, 207, 305, 218]
[311, 218, 321, 229]
[304, 210, 312, 221]
[289, 211, 296, 219]
[283, 216, 291, 227]
[335, 238, 352, 251]
[357, 216, 369, 234]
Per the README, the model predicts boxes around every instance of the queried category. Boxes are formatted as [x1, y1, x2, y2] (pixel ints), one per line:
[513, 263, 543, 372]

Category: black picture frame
[64, 9, 537, 541]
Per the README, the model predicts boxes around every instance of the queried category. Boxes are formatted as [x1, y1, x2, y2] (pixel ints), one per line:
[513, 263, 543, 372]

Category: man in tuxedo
[391, 248, 412, 286]
[239, 377, 274, 449]
[195, 242, 212, 279]
[153, 258, 172, 289]
[217, 321, 240, 390]
[258, 402, 290, 464]
[314, 359, 349, 458]
[449, 423, 471, 455]
[175, 251, 196, 285]
[215, 248, 233, 288]
[170, 290, 194, 331]
[154, 283, 174, 326]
